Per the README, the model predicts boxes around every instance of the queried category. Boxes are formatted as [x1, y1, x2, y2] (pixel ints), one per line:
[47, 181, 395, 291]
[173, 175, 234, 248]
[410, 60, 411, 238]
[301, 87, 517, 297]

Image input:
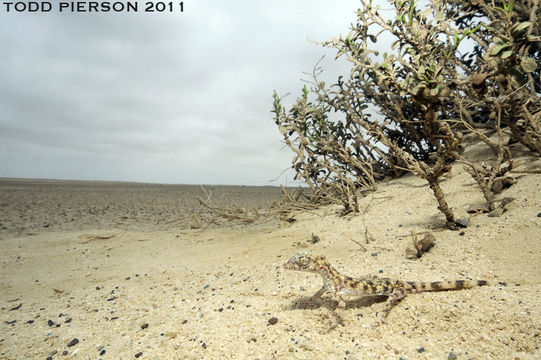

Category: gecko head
[283, 250, 319, 272]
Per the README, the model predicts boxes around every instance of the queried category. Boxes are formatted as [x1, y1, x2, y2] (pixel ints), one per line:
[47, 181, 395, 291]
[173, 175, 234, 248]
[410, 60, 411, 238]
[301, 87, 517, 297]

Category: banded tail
[404, 279, 489, 292]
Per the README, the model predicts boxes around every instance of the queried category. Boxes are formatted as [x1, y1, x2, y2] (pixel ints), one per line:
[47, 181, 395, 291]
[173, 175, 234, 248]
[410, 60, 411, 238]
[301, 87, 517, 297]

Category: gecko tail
[405, 279, 489, 292]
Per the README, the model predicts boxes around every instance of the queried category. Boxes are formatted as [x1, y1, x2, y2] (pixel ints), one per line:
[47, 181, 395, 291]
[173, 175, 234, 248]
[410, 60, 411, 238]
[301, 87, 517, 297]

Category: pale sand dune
[0, 160, 540, 359]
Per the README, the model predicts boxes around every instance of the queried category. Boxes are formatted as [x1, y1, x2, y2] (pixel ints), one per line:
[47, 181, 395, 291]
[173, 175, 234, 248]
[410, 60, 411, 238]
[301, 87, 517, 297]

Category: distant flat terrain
[0, 178, 289, 236]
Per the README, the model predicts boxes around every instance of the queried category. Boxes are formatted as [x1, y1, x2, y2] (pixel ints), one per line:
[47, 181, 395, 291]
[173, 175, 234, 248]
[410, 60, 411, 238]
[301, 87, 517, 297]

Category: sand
[1, 156, 540, 359]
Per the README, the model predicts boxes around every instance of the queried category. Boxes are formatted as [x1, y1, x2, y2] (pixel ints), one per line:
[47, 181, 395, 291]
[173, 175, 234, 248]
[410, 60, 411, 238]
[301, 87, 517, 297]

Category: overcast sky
[1, 0, 370, 186]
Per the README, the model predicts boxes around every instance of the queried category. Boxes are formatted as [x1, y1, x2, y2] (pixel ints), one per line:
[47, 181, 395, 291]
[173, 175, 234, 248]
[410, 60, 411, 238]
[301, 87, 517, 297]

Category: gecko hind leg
[379, 288, 406, 324]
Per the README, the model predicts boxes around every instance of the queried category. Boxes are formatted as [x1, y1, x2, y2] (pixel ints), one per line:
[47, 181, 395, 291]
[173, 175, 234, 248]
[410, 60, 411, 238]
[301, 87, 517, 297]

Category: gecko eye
[298, 256, 311, 267]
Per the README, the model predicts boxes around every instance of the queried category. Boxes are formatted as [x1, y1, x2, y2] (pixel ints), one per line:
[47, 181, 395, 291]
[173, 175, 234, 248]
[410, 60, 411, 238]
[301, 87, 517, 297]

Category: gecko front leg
[304, 285, 327, 308]
[324, 294, 346, 332]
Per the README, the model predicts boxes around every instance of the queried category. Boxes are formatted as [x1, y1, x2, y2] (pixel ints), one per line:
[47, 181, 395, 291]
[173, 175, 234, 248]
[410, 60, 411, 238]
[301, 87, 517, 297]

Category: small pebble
[9, 303, 22, 311]
[417, 347, 425, 353]
[141, 323, 149, 329]
[268, 317, 278, 325]
[448, 351, 457, 360]
[100, 349, 106, 356]
[246, 335, 257, 343]
[47, 319, 54, 327]
[67, 338, 79, 347]
[537, 212, 541, 217]
[135, 352, 143, 358]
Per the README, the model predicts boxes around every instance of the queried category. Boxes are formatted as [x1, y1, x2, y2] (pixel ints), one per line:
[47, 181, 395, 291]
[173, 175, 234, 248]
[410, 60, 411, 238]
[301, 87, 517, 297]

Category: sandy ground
[1, 157, 540, 359]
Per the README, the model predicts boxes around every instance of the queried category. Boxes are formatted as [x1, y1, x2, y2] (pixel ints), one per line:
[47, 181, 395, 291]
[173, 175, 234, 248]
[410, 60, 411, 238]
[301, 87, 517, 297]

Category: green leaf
[501, 50, 514, 59]
[407, 1, 415, 26]
[302, 85, 309, 97]
[512, 21, 531, 33]
[420, 8, 431, 18]
[507, 0, 514, 14]
[434, 12, 445, 21]
[490, 43, 510, 56]
[453, 33, 460, 47]
[411, 84, 424, 96]
[521, 57, 538, 73]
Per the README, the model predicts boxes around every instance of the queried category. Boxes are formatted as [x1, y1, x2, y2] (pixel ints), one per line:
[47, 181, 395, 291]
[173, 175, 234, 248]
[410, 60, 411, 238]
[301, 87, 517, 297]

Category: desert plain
[1, 151, 540, 359]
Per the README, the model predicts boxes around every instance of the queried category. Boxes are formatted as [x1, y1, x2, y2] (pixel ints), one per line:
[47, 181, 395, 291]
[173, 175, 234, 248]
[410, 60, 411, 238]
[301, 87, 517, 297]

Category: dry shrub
[273, 0, 540, 227]
[193, 185, 320, 228]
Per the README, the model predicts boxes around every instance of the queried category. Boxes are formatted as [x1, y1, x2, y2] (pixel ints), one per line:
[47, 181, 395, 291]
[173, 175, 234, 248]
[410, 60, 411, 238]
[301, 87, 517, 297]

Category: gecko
[283, 250, 488, 329]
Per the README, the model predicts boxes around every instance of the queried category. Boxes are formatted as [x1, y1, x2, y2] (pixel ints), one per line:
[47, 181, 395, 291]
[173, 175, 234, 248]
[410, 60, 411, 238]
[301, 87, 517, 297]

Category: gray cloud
[0, 0, 363, 185]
